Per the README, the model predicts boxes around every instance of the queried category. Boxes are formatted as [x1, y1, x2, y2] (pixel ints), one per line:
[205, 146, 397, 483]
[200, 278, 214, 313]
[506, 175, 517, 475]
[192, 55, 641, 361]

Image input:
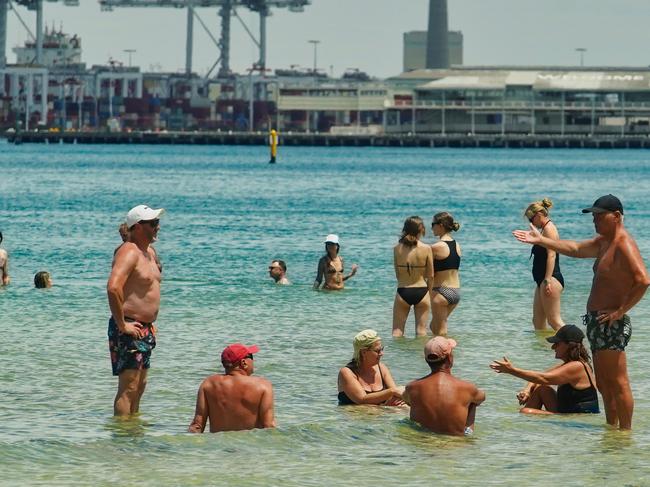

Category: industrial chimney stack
[426, 0, 449, 69]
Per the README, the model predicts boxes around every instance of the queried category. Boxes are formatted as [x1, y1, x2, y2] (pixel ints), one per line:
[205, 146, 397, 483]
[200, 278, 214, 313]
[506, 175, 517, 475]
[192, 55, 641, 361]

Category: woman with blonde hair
[392, 216, 433, 337]
[430, 212, 462, 336]
[524, 198, 565, 331]
[338, 329, 404, 406]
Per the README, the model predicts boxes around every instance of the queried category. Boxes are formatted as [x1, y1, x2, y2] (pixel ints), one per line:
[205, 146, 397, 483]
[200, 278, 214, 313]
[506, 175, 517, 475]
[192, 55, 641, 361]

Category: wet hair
[34, 271, 51, 288]
[273, 259, 287, 272]
[0, 231, 3, 244]
[525, 198, 553, 220]
[566, 341, 592, 364]
[399, 216, 424, 247]
[433, 212, 460, 232]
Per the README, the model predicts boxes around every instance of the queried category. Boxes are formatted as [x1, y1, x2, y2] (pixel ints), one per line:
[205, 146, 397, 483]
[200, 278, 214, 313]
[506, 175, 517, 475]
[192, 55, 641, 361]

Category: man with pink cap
[403, 337, 485, 436]
[188, 343, 276, 433]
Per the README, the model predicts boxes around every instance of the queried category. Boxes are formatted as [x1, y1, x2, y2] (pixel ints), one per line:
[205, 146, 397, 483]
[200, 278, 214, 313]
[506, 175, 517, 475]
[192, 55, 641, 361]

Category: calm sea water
[1, 140, 650, 486]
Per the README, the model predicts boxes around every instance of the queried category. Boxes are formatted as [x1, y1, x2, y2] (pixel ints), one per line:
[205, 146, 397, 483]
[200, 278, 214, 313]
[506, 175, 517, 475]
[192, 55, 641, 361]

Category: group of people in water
[4, 192, 646, 436]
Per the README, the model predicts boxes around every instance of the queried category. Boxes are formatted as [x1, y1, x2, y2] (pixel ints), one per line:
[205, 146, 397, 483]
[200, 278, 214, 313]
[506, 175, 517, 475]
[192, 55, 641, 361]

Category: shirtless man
[0, 231, 9, 286]
[403, 337, 485, 436]
[269, 259, 291, 285]
[513, 194, 649, 430]
[188, 343, 276, 433]
[107, 204, 165, 416]
[313, 234, 358, 290]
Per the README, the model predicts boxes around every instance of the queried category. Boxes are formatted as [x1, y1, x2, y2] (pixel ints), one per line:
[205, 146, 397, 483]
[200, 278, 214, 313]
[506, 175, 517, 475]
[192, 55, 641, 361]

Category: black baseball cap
[546, 324, 585, 344]
[582, 194, 624, 214]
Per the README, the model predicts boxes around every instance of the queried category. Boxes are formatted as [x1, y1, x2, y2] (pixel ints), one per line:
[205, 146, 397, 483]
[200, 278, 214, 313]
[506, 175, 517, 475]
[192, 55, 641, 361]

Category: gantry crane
[98, 0, 311, 77]
[0, 0, 79, 68]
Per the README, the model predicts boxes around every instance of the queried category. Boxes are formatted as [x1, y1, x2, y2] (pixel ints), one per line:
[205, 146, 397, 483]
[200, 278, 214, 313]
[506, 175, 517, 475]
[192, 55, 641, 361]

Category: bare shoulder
[250, 376, 274, 392]
[114, 241, 140, 261]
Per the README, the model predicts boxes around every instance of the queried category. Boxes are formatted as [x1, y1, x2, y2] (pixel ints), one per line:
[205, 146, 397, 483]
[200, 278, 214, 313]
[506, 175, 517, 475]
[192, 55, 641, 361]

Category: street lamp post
[123, 49, 136, 68]
[575, 48, 587, 67]
[308, 40, 320, 74]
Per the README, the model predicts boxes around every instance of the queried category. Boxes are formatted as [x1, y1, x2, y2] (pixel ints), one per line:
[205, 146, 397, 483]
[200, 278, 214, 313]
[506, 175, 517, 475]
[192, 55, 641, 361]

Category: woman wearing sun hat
[337, 329, 404, 406]
[490, 325, 599, 415]
[313, 234, 358, 290]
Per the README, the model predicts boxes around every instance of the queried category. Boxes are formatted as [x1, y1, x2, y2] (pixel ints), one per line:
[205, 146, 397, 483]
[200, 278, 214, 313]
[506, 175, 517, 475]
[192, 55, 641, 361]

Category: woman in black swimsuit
[392, 217, 433, 337]
[490, 325, 599, 415]
[524, 198, 565, 331]
[338, 329, 404, 406]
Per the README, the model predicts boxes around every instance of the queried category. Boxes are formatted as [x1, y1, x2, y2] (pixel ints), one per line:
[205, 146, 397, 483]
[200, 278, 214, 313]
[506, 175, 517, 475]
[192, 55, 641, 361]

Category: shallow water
[1, 141, 650, 485]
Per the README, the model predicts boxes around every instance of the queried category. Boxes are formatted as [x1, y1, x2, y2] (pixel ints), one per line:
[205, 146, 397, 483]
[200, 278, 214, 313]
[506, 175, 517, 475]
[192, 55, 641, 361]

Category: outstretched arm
[513, 223, 600, 258]
[491, 357, 580, 386]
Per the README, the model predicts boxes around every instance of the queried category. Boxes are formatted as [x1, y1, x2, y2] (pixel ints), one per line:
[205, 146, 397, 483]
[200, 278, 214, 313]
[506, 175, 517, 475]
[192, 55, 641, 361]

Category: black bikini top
[434, 240, 460, 272]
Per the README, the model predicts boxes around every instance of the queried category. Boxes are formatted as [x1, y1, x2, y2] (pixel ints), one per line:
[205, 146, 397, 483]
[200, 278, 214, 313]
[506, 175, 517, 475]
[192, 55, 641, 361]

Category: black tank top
[338, 364, 387, 405]
[433, 241, 460, 272]
[557, 362, 599, 414]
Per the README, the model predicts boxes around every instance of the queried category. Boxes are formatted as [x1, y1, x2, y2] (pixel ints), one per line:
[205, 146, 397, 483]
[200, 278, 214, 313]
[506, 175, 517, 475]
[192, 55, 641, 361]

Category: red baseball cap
[221, 343, 260, 365]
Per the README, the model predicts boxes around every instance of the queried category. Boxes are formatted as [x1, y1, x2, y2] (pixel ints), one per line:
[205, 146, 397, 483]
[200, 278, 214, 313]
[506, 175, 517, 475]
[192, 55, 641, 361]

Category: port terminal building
[3, 62, 650, 137]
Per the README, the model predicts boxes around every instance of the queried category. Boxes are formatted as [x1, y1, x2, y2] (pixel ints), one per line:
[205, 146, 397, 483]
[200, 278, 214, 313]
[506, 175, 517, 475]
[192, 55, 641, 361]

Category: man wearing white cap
[107, 204, 165, 416]
[403, 337, 485, 436]
[313, 234, 358, 290]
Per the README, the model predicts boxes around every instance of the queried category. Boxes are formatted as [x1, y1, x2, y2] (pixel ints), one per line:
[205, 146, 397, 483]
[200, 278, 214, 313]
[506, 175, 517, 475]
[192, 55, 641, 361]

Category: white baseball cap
[125, 205, 165, 229]
[324, 234, 339, 244]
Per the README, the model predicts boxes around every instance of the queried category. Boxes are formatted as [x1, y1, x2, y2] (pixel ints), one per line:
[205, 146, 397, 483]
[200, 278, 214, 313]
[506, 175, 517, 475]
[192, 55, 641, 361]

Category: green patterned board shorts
[583, 312, 631, 352]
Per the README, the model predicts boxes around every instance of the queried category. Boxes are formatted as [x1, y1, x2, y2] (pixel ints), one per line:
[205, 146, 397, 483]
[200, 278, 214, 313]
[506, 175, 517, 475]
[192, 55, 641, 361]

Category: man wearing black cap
[514, 194, 649, 430]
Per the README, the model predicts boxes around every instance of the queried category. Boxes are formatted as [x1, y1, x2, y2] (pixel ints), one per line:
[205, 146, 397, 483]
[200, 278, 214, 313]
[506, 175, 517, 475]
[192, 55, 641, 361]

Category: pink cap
[424, 337, 457, 362]
[221, 343, 260, 366]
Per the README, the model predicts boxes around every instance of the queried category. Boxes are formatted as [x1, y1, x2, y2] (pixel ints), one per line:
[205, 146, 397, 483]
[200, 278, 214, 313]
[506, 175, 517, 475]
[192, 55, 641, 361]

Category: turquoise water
[1, 141, 650, 486]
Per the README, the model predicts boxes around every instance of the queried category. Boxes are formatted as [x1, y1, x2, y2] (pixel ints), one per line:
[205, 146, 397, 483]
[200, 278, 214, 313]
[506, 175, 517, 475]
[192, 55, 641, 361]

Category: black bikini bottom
[397, 287, 428, 306]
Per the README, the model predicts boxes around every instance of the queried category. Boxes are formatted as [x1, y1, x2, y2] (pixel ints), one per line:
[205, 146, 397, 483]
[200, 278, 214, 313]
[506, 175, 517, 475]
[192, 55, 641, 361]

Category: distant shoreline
[4, 131, 650, 149]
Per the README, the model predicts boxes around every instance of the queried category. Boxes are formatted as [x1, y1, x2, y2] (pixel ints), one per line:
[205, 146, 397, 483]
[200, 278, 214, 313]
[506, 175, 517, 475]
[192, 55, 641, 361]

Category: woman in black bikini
[524, 198, 565, 331]
[430, 212, 462, 336]
[490, 325, 599, 415]
[338, 329, 404, 406]
[313, 234, 358, 290]
[392, 216, 433, 337]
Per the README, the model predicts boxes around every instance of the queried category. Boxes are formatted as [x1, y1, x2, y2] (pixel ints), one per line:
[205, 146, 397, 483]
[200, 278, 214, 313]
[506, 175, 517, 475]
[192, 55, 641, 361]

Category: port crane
[97, 1, 310, 77]
[1, 0, 309, 76]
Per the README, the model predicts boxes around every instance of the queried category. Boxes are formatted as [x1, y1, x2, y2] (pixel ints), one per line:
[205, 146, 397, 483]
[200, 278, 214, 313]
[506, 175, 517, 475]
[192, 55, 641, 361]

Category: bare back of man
[189, 375, 275, 433]
[406, 372, 484, 436]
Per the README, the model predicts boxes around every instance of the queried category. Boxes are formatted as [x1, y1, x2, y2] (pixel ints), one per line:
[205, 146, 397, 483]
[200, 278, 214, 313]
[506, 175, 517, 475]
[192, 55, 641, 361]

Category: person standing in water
[514, 194, 649, 430]
[314, 234, 358, 290]
[523, 198, 565, 331]
[107, 204, 165, 416]
[430, 212, 462, 336]
[392, 216, 433, 338]
[0, 231, 9, 286]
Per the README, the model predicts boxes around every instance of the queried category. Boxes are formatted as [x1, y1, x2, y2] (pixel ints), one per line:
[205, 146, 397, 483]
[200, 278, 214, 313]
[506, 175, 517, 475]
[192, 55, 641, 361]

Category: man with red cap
[188, 343, 276, 433]
[403, 337, 485, 436]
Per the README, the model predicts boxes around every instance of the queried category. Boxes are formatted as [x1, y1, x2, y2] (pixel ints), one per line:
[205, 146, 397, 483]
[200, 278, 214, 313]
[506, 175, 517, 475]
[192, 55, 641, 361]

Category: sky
[5, 0, 650, 78]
